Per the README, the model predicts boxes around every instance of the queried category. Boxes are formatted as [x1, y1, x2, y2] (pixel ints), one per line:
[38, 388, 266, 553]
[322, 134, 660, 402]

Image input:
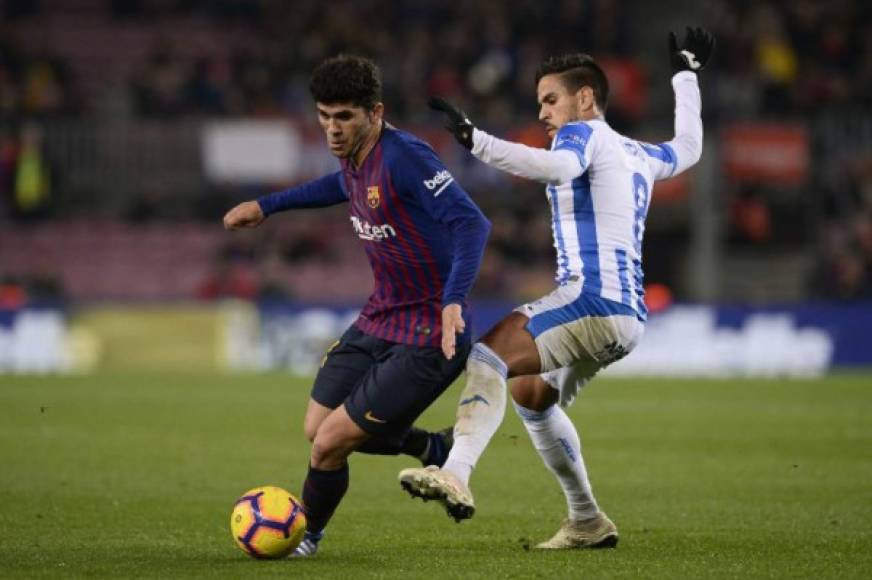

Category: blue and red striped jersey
[258, 124, 490, 348]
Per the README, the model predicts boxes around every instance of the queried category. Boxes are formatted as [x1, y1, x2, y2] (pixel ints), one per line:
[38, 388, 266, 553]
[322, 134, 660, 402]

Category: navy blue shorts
[311, 325, 470, 436]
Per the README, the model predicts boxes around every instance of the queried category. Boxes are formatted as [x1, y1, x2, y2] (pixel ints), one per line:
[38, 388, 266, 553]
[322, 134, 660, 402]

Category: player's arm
[440, 197, 491, 360]
[404, 144, 491, 358]
[429, 97, 584, 185]
[223, 171, 348, 230]
[649, 27, 715, 180]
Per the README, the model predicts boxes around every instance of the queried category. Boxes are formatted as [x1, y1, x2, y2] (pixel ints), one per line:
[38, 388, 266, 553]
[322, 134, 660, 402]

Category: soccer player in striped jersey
[224, 55, 490, 556]
[400, 28, 714, 549]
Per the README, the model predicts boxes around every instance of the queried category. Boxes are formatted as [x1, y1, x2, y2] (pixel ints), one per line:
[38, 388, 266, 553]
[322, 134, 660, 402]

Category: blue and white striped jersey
[545, 119, 682, 319]
[472, 71, 703, 321]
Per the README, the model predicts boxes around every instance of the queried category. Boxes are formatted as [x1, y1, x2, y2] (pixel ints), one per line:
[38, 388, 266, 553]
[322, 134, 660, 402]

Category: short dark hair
[535, 53, 609, 111]
[309, 54, 382, 110]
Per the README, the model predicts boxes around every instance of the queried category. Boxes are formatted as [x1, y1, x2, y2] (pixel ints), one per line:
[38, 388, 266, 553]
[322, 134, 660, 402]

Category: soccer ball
[230, 485, 307, 559]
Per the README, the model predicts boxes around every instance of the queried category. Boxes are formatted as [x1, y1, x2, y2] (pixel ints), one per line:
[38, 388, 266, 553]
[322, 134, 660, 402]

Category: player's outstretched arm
[655, 27, 715, 179]
[223, 171, 349, 232]
[429, 97, 583, 185]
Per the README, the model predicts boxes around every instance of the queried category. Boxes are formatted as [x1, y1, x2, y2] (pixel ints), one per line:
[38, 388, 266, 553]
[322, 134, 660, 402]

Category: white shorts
[516, 283, 645, 407]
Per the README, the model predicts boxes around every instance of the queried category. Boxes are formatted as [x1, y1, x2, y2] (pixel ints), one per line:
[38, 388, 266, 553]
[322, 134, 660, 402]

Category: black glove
[428, 96, 474, 150]
[669, 26, 715, 74]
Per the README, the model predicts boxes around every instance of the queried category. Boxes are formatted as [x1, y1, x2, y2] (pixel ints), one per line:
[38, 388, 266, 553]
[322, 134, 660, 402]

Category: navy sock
[356, 427, 429, 457]
[301, 463, 349, 535]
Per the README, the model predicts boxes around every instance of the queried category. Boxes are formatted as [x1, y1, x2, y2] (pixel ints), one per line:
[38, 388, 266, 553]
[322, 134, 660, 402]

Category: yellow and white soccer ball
[230, 485, 307, 559]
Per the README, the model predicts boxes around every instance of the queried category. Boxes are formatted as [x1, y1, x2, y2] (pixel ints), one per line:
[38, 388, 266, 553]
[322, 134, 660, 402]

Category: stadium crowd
[1, 0, 870, 302]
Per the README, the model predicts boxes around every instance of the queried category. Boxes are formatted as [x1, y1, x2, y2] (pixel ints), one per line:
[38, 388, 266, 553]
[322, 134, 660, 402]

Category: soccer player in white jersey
[399, 27, 715, 549]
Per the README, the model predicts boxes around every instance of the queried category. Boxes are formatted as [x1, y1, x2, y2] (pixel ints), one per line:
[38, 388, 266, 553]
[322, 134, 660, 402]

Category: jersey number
[632, 172, 650, 254]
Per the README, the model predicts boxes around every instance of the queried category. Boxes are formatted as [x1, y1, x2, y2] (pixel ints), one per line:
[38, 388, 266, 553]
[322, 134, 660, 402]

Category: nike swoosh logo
[459, 395, 489, 406]
[364, 410, 387, 423]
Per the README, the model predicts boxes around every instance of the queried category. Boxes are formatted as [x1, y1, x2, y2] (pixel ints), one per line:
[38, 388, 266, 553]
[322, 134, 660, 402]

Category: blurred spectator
[813, 248, 872, 300]
[277, 222, 337, 265]
[0, 268, 65, 308]
[0, 124, 56, 221]
[257, 250, 294, 301]
[728, 187, 772, 245]
[21, 52, 71, 115]
[131, 43, 188, 117]
[195, 255, 258, 301]
[0, 276, 27, 309]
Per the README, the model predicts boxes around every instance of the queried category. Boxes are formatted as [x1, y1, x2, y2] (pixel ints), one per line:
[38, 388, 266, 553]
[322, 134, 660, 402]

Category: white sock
[514, 401, 599, 521]
[442, 343, 507, 486]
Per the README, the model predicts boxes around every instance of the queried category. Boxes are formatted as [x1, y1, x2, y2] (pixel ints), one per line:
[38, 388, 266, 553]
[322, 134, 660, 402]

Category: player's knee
[510, 376, 537, 409]
[310, 432, 350, 469]
[303, 403, 331, 443]
[479, 314, 541, 377]
[510, 375, 557, 412]
[310, 414, 366, 469]
[303, 421, 318, 443]
[466, 342, 508, 379]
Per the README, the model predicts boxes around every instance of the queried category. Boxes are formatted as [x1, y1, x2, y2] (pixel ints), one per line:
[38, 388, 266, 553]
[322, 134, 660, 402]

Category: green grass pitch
[1, 373, 870, 579]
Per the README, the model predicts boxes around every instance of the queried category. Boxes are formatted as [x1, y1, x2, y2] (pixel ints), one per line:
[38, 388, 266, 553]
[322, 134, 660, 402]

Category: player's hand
[223, 201, 265, 230]
[428, 96, 475, 150]
[441, 303, 466, 360]
[669, 26, 715, 74]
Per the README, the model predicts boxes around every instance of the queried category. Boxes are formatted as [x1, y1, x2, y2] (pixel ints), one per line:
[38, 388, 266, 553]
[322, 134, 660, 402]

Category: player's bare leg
[399, 312, 540, 521]
[511, 375, 617, 549]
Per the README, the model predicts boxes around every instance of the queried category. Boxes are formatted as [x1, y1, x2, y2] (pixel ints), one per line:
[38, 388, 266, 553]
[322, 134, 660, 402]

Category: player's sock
[441, 343, 508, 486]
[402, 427, 432, 458]
[419, 427, 453, 466]
[301, 463, 349, 536]
[356, 427, 429, 457]
[513, 401, 599, 521]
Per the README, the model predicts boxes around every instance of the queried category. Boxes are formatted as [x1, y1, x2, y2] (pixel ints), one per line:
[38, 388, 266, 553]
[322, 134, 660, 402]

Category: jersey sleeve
[638, 141, 679, 181]
[551, 121, 598, 174]
[256, 171, 348, 216]
[645, 71, 703, 181]
[472, 128, 583, 184]
[395, 142, 491, 306]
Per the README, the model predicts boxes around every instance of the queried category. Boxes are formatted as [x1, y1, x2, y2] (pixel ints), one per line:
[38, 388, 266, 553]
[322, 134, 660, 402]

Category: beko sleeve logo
[423, 169, 454, 197]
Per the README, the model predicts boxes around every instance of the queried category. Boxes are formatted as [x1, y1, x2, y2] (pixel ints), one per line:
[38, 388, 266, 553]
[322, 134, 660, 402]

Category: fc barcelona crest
[367, 186, 381, 208]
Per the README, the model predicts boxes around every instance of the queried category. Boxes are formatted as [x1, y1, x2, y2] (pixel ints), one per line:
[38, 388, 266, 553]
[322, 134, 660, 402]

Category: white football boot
[398, 465, 475, 522]
[536, 512, 619, 549]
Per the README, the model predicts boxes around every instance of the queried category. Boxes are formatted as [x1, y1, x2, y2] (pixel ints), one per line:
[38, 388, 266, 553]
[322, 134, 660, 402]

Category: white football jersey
[545, 118, 682, 319]
[472, 71, 703, 321]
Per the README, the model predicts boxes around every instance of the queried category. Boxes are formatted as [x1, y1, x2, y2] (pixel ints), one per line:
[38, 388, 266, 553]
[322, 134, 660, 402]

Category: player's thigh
[510, 374, 559, 412]
[310, 325, 381, 411]
[479, 311, 542, 377]
[344, 341, 471, 437]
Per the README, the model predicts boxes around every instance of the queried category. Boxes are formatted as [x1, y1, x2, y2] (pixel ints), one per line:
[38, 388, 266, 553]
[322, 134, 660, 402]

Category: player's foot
[420, 427, 454, 467]
[398, 465, 475, 522]
[290, 531, 322, 557]
[535, 512, 619, 550]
